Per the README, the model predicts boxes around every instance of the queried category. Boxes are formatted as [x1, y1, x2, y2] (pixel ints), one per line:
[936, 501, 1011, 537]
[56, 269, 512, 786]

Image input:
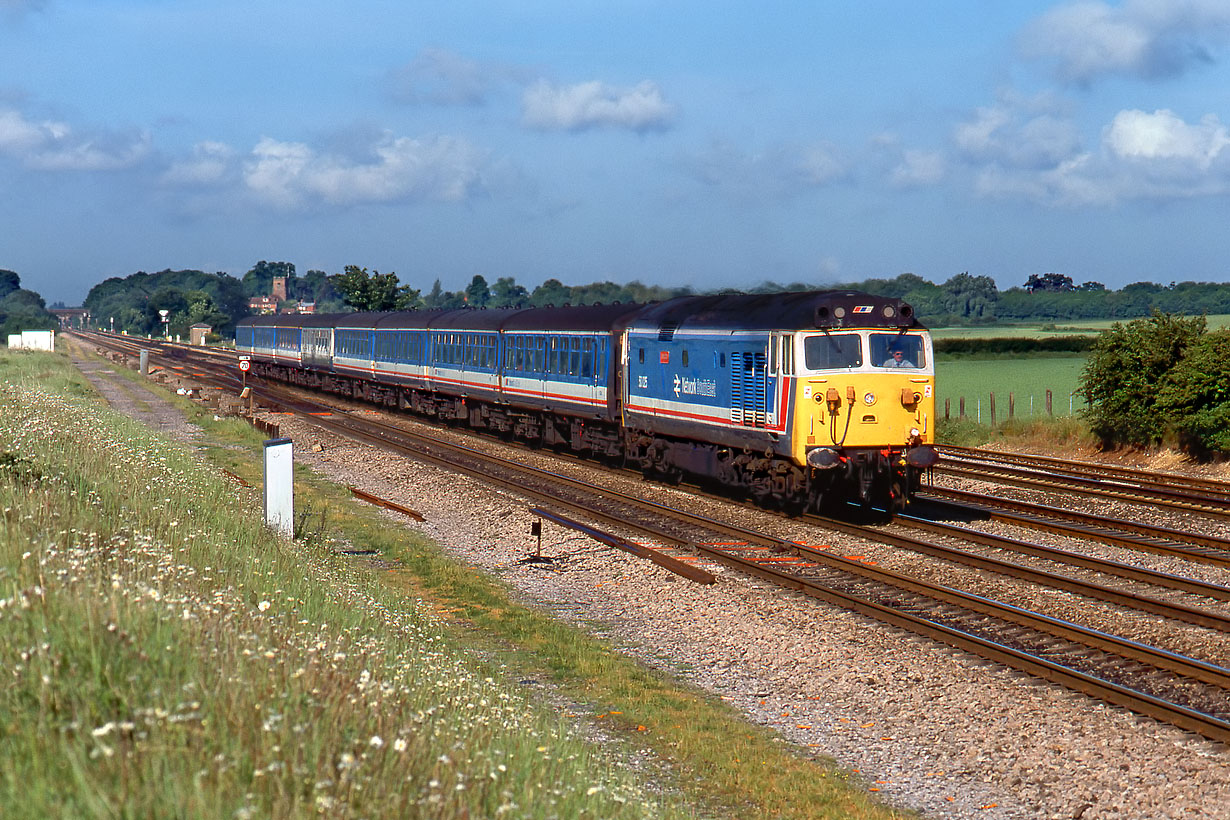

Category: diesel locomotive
[236, 290, 937, 514]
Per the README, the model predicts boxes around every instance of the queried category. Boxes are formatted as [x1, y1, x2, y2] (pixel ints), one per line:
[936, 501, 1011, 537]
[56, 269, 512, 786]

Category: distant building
[247, 295, 279, 314]
[189, 323, 212, 345]
[247, 276, 308, 314]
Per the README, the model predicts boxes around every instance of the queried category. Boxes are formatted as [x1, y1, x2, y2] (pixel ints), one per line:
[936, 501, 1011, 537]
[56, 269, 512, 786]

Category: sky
[5, 1, 1230, 307]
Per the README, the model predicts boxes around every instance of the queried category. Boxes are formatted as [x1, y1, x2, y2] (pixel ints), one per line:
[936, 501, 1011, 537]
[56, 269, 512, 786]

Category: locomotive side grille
[657, 322, 679, 341]
[730, 351, 767, 427]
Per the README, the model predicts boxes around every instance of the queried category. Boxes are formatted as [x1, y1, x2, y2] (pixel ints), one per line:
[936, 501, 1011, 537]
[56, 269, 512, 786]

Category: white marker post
[263, 438, 294, 537]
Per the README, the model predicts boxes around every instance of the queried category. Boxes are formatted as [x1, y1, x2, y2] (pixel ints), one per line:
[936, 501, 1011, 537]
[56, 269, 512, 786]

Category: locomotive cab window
[802, 333, 862, 370]
[872, 333, 926, 369]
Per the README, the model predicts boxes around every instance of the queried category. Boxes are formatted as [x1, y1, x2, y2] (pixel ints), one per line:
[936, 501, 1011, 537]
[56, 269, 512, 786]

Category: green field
[935, 356, 1087, 419]
[931, 314, 1230, 340]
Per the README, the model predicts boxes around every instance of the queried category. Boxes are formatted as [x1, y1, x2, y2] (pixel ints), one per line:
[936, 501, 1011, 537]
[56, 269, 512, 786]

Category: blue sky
[5, 1, 1230, 307]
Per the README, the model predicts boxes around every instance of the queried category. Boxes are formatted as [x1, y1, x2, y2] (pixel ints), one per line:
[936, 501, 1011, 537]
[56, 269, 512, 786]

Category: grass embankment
[0, 348, 906, 819]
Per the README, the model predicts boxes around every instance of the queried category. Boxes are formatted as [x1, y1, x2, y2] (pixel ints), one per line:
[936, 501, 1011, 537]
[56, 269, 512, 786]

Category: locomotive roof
[625, 290, 922, 332]
[498, 302, 645, 332]
[235, 291, 922, 335]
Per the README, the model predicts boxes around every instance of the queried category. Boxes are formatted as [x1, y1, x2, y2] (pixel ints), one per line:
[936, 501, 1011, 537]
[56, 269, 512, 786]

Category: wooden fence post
[990, 392, 996, 426]
[959, 397, 965, 418]
[1046, 389, 1053, 416]
[1009, 392, 1014, 419]
[945, 398, 950, 420]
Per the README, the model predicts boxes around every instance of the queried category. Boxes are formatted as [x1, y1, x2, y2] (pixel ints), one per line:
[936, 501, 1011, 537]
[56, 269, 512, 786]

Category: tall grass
[1, 347, 910, 820]
[0, 350, 692, 818]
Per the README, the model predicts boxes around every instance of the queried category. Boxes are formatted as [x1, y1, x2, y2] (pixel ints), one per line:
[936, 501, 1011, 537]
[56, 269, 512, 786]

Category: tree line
[0, 270, 58, 339]
[28, 261, 1230, 340]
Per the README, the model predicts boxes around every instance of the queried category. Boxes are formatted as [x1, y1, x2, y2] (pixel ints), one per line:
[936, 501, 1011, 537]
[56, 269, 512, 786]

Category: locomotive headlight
[910, 427, 921, 438]
[863, 391, 876, 406]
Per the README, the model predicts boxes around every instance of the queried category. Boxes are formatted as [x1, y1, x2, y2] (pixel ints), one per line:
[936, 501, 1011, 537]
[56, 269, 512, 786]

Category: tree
[241, 260, 296, 298]
[183, 290, 230, 332]
[464, 275, 491, 307]
[1025, 272, 1074, 292]
[490, 277, 529, 307]
[530, 278, 570, 307]
[0, 271, 58, 340]
[424, 279, 446, 309]
[940, 272, 997, 320]
[1156, 329, 1230, 456]
[1080, 311, 1206, 448]
[0, 270, 19, 301]
[332, 266, 421, 311]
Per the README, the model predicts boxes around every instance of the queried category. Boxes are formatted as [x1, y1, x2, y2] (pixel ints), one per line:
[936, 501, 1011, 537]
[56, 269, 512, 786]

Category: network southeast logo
[852, 305, 874, 314]
[673, 374, 718, 398]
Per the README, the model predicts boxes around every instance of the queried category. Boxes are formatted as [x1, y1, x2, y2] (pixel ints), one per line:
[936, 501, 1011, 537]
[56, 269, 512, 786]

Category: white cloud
[891, 149, 946, 187]
[0, 108, 53, 153]
[954, 101, 1081, 170]
[242, 133, 486, 209]
[161, 140, 236, 185]
[970, 108, 1230, 206]
[521, 79, 676, 132]
[0, 107, 149, 170]
[1104, 108, 1230, 166]
[1022, 0, 1230, 84]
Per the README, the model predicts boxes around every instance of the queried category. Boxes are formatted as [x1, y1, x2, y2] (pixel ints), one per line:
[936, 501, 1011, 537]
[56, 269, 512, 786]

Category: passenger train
[236, 290, 937, 514]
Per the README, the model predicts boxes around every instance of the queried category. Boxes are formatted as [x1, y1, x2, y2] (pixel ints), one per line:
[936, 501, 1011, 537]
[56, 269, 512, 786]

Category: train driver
[882, 346, 916, 368]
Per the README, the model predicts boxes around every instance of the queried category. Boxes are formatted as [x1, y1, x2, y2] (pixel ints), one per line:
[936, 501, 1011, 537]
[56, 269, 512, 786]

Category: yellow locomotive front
[789, 327, 937, 513]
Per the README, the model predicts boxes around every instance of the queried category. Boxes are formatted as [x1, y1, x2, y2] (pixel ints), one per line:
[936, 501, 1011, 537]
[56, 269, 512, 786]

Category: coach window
[682, 349, 689, 368]
[638, 348, 645, 364]
[581, 339, 594, 378]
[569, 338, 580, 376]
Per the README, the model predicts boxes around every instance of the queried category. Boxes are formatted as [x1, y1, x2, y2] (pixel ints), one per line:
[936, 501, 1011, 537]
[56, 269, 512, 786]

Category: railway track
[935, 444, 1230, 520]
[72, 331, 1230, 743]
[940, 444, 1230, 500]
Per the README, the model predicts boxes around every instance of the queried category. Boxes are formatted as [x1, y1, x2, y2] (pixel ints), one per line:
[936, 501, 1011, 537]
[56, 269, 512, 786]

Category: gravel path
[72, 352, 1230, 820]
